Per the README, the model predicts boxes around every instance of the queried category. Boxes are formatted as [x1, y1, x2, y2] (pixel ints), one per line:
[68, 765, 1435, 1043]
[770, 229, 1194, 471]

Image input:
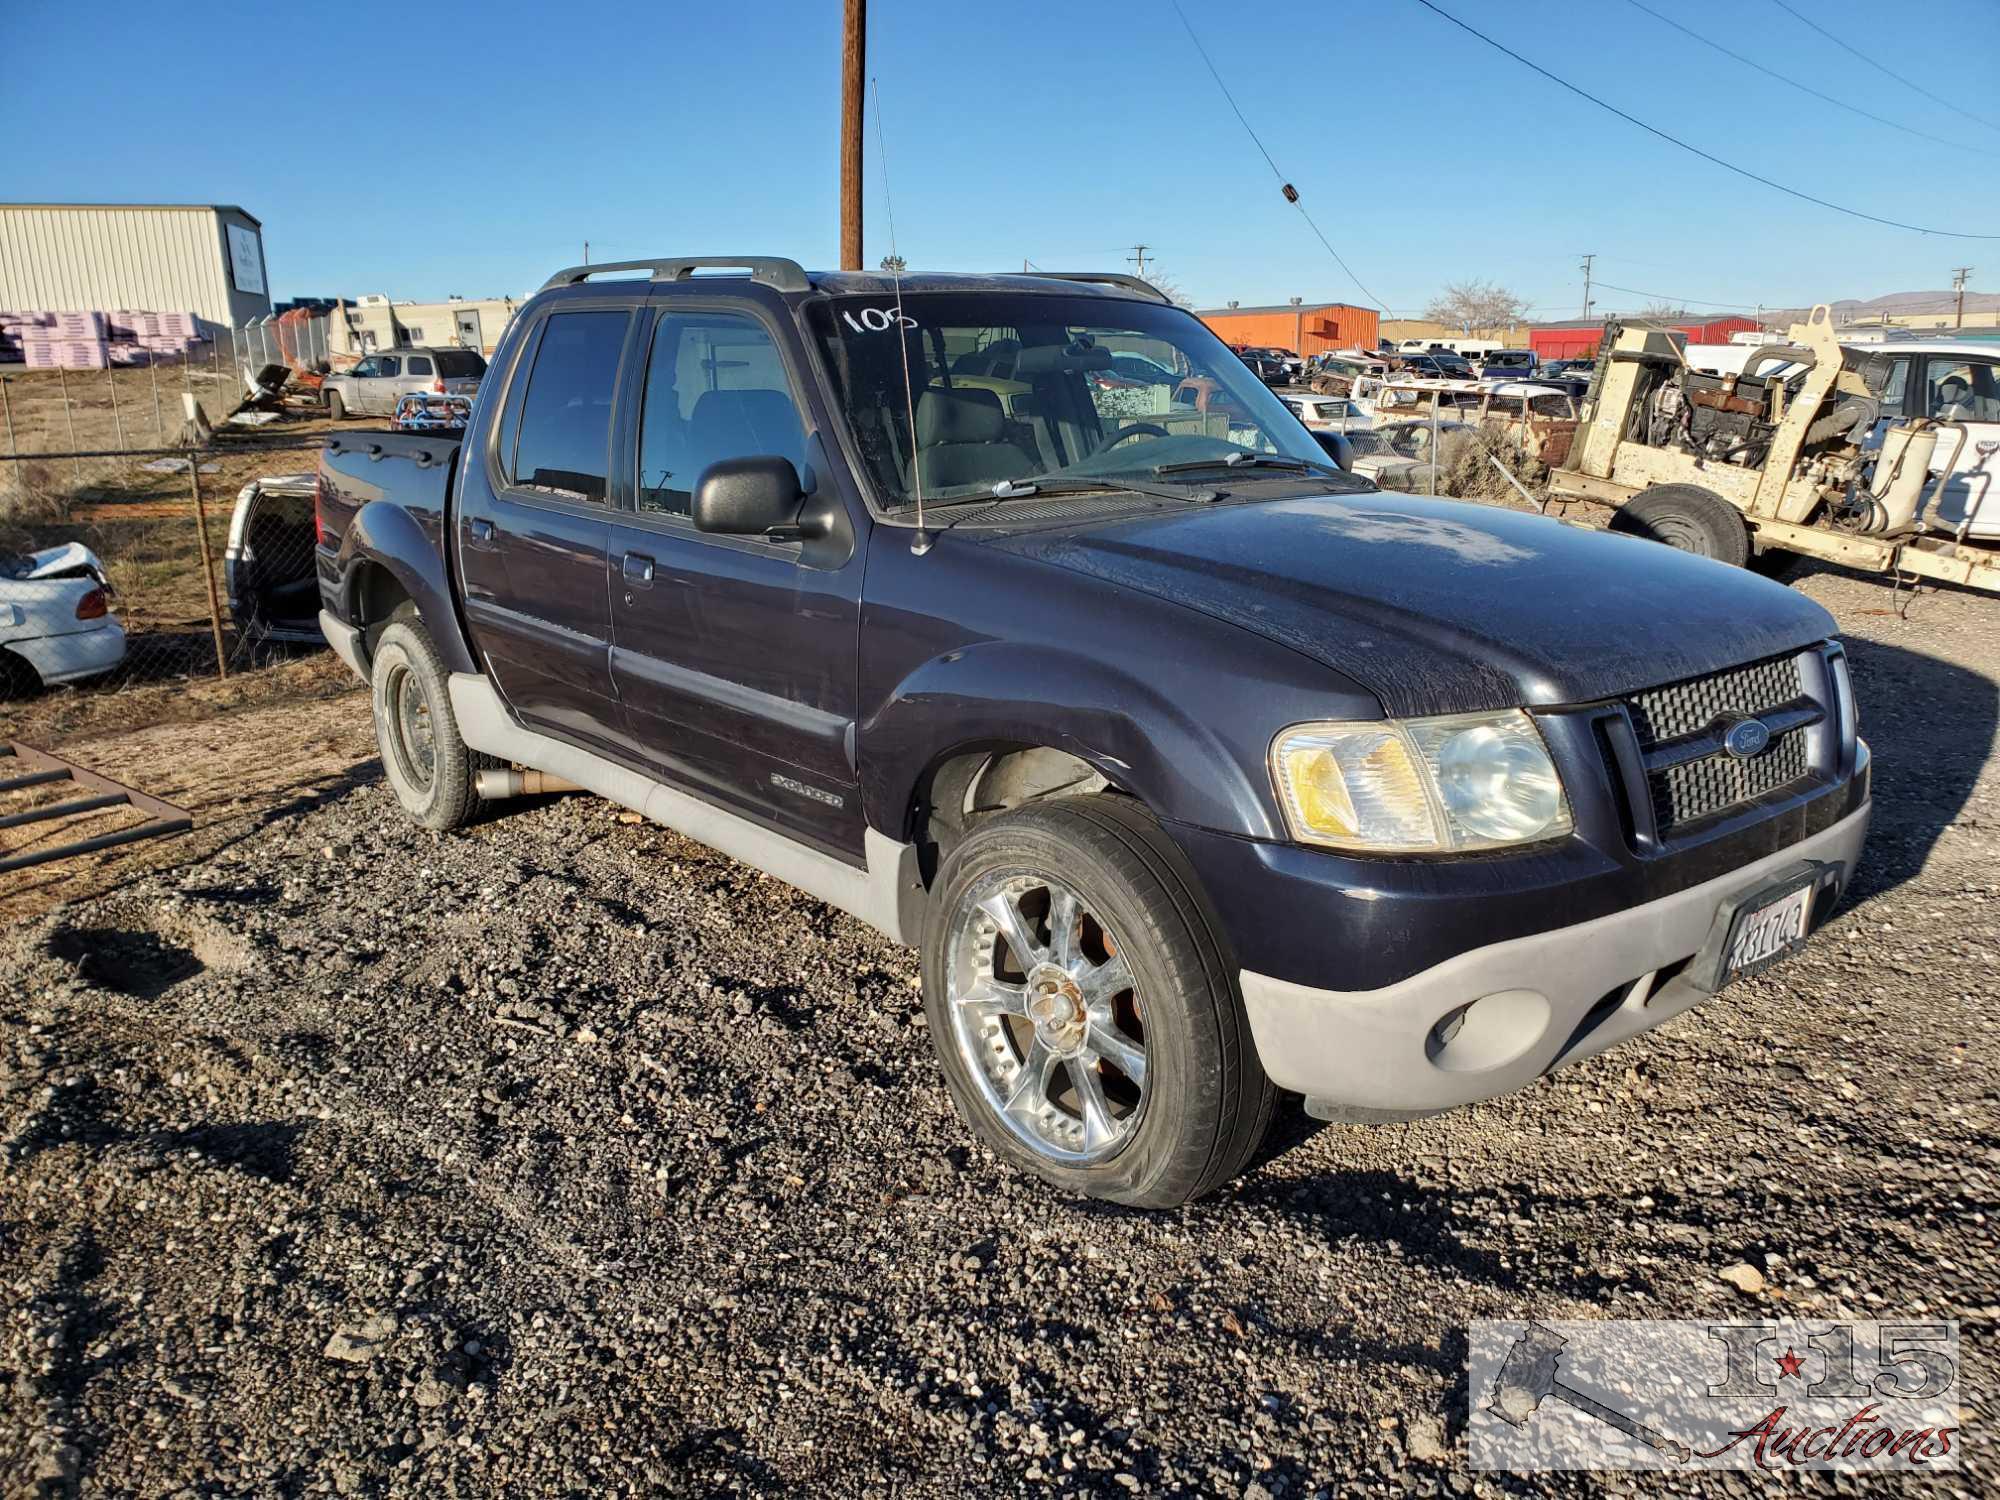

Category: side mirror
[1311, 430, 1352, 471]
[692, 455, 811, 538]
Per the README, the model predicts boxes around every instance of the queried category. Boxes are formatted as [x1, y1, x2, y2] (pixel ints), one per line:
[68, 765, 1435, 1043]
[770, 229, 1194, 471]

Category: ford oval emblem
[1722, 717, 1772, 759]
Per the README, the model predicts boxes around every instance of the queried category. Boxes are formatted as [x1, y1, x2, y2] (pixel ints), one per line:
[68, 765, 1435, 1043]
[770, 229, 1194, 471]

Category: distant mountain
[1766, 288, 1998, 322]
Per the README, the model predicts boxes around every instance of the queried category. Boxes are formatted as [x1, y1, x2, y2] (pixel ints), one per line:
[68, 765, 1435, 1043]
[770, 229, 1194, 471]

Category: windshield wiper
[987, 475, 1223, 504]
[1153, 452, 1342, 479]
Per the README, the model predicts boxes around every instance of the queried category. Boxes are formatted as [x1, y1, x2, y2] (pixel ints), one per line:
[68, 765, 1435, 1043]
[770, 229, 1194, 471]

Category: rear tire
[921, 794, 1275, 1208]
[325, 389, 346, 421]
[1609, 483, 1750, 567]
[370, 618, 487, 830]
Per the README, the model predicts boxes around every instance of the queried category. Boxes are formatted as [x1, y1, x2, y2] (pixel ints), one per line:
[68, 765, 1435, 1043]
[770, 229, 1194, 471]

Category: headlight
[1271, 710, 1572, 853]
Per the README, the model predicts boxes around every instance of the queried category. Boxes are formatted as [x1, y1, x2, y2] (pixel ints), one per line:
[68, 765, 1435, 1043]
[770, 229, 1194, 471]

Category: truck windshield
[808, 292, 1339, 509]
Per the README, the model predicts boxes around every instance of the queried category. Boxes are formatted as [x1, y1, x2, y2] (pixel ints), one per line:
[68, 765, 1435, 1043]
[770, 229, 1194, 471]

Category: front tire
[921, 795, 1275, 1208]
[325, 389, 346, 421]
[1608, 483, 1750, 567]
[370, 618, 486, 830]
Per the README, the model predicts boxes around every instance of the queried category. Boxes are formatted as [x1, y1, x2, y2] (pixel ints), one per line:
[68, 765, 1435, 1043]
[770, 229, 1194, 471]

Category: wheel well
[352, 563, 415, 649]
[0, 645, 42, 699]
[912, 745, 1115, 881]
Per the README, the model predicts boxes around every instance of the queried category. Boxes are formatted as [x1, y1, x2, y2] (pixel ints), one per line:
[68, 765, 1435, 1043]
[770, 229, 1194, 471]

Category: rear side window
[436, 350, 486, 377]
[510, 310, 629, 503]
[377, 357, 401, 377]
[407, 356, 433, 376]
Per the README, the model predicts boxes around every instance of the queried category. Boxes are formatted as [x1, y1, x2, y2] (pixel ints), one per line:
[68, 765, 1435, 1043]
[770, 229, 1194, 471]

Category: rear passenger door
[602, 299, 867, 859]
[454, 305, 631, 749]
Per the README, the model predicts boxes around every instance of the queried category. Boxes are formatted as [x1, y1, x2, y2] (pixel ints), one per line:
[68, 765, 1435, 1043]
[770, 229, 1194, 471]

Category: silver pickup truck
[321, 346, 485, 420]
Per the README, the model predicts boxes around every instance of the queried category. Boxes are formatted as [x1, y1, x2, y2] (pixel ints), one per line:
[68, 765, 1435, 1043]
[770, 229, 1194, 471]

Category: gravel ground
[1, 563, 1995, 1496]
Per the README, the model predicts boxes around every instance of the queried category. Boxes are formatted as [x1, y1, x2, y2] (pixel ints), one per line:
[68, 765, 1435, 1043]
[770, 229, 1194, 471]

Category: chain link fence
[1, 328, 360, 751]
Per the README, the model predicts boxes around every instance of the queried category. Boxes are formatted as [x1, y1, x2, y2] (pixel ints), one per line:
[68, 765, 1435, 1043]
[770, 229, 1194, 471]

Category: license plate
[1716, 876, 1817, 987]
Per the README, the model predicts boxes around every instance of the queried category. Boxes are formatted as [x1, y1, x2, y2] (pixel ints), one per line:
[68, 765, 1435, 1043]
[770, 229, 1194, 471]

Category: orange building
[1196, 300, 1380, 356]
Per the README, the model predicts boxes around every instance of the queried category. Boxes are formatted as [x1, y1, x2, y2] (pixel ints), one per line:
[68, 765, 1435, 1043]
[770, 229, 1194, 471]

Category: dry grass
[0, 366, 371, 734]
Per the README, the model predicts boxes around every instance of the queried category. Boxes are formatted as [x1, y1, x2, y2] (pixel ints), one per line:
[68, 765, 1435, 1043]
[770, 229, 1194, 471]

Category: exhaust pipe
[475, 767, 583, 800]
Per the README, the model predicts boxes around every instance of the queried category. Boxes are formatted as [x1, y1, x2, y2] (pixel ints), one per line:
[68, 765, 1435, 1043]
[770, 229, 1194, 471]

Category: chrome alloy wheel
[945, 871, 1148, 1165]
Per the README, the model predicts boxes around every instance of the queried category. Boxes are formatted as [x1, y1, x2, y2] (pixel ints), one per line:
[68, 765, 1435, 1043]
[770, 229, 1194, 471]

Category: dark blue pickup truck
[315, 258, 1870, 1207]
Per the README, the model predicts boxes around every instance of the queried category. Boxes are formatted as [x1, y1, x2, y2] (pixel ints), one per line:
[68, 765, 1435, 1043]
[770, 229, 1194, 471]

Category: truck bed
[315, 432, 461, 557]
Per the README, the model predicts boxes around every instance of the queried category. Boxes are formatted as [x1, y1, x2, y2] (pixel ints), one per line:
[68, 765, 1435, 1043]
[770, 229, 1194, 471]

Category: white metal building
[0, 203, 272, 335]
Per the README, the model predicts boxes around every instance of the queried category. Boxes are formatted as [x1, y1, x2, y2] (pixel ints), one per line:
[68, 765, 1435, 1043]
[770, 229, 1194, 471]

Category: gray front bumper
[1239, 798, 1871, 1116]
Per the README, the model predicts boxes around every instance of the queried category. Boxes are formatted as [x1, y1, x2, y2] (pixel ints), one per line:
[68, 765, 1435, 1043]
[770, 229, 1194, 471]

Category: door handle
[466, 518, 497, 546]
[622, 551, 655, 586]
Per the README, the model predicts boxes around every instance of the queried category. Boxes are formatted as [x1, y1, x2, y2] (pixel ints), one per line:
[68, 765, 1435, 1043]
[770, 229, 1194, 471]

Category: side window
[1926, 359, 2000, 422]
[350, 358, 377, 378]
[637, 310, 806, 517]
[509, 309, 629, 503]
[1877, 356, 1910, 417]
[376, 357, 401, 378]
[407, 355, 433, 376]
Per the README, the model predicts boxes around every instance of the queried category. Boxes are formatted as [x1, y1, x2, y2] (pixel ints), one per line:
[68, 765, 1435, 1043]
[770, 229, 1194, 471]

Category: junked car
[0, 543, 125, 694]
[393, 392, 475, 432]
[321, 346, 486, 420]
[1344, 418, 1475, 491]
[225, 475, 323, 645]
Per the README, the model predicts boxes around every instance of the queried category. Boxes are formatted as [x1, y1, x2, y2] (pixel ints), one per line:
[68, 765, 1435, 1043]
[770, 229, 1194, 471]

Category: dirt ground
[0, 553, 1994, 1495]
[0, 686, 372, 924]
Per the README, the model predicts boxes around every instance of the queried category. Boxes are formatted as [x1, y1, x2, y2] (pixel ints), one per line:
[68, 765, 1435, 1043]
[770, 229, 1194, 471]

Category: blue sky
[3, 0, 1993, 318]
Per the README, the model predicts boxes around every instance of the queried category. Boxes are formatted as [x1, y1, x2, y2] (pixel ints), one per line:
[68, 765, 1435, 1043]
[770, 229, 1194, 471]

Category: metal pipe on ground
[475, 768, 583, 799]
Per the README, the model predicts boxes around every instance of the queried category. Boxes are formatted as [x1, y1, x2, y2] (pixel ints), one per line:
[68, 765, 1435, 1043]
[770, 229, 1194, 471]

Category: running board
[446, 674, 917, 944]
[0, 743, 193, 874]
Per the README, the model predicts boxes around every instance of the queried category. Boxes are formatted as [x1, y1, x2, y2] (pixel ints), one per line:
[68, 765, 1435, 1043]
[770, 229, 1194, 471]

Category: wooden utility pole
[840, 0, 865, 270]
[1952, 266, 1973, 330]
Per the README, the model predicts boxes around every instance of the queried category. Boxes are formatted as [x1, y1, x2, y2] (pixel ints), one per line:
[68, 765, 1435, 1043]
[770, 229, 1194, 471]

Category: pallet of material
[21, 338, 109, 369]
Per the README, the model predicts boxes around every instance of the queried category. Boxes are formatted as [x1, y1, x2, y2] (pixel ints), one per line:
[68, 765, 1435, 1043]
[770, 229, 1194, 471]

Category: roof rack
[537, 256, 811, 294]
[1016, 271, 1172, 304]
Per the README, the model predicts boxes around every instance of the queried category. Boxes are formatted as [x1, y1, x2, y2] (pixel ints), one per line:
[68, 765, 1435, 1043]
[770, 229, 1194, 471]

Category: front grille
[1624, 653, 1817, 834]
[1649, 728, 1809, 828]
[1628, 654, 1803, 742]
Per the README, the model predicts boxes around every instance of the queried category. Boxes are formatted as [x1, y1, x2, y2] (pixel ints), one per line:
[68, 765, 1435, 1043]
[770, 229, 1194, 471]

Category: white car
[0, 542, 126, 693]
[1282, 394, 1365, 432]
[1846, 339, 2000, 539]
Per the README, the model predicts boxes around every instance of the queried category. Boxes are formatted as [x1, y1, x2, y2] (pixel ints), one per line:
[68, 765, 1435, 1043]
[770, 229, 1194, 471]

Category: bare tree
[1145, 270, 1196, 309]
[1637, 300, 1691, 322]
[878, 254, 907, 274]
[1422, 279, 1526, 334]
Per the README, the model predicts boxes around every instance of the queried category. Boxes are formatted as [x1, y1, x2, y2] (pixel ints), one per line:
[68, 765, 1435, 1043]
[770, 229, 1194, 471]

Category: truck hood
[986, 491, 1836, 716]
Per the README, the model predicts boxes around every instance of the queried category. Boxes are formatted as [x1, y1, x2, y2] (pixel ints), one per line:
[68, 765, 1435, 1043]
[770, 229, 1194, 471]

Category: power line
[1407, 0, 2000, 241]
[1166, 0, 1396, 313]
[1767, 0, 2000, 137]
[1591, 279, 1765, 311]
[1621, 0, 1989, 156]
